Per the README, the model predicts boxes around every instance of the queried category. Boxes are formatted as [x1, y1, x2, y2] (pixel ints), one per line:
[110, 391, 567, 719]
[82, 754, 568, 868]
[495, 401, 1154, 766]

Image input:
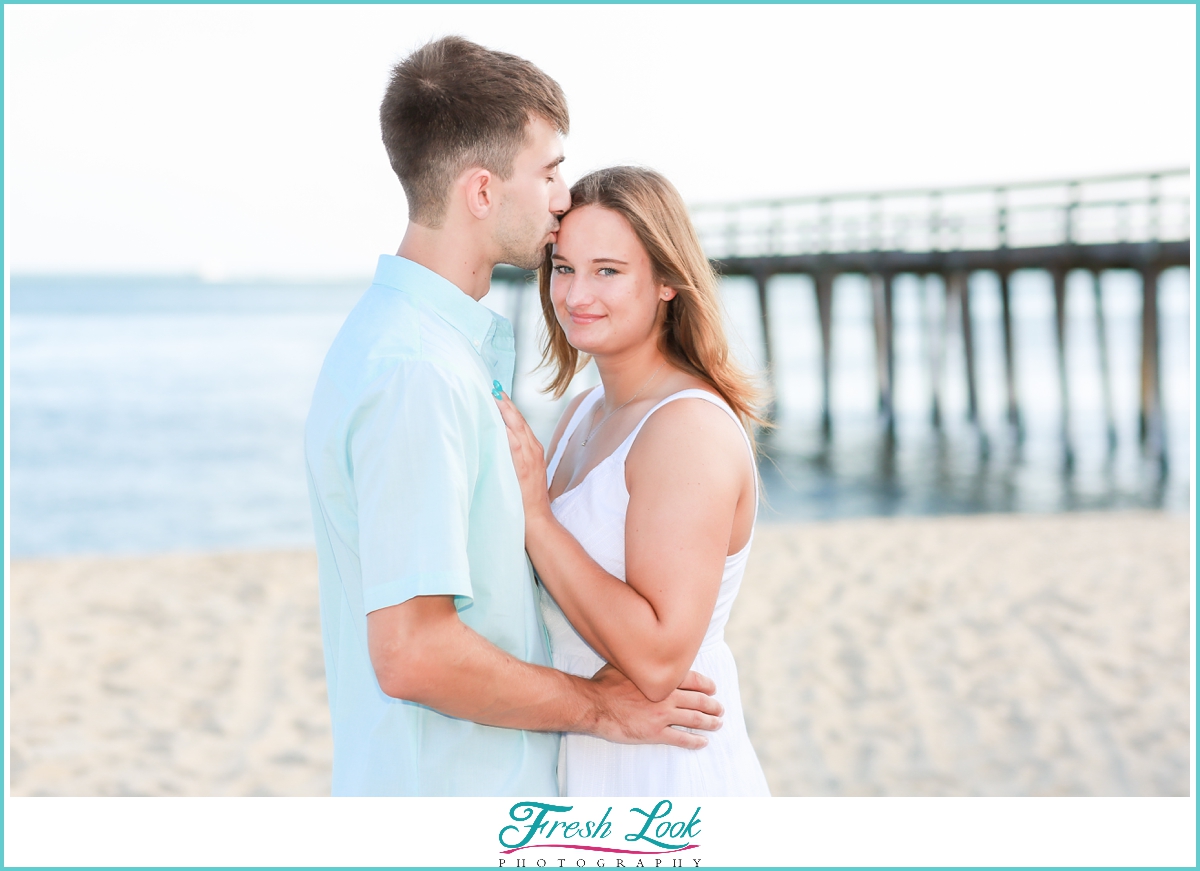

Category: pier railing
[691, 169, 1190, 259]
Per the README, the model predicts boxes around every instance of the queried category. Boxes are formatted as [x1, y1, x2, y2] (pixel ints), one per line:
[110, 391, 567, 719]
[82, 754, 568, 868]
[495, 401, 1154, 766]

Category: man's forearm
[369, 594, 603, 733]
[368, 593, 722, 749]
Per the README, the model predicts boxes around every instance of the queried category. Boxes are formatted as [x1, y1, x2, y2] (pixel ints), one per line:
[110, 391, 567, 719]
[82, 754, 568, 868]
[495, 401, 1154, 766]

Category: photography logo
[498, 800, 703, 867]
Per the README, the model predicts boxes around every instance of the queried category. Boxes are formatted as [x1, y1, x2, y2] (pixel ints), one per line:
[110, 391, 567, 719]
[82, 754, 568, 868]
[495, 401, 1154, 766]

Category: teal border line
[0, 4, 1195, 871]
[0, 1, 1197, 4]
[2, 2, 8, 868]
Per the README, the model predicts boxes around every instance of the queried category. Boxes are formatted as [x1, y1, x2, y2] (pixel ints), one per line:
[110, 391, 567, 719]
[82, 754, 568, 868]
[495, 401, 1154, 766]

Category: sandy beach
[8, 511, 1191, 796]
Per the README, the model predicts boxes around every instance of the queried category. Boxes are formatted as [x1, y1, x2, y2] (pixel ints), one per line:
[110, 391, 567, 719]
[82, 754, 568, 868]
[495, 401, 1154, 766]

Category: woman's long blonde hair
[537, 166, 769, 442]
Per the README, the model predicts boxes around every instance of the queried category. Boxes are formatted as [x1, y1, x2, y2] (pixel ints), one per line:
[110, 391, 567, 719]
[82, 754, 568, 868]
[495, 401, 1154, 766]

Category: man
[304, 36, 722, 796]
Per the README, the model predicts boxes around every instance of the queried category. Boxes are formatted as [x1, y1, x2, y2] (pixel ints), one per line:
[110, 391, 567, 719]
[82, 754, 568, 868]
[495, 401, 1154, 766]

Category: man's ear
[462, 167, 494, 221]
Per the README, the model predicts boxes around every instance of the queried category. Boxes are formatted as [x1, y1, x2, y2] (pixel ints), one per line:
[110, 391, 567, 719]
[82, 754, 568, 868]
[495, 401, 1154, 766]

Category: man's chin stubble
[498, 246, 547, 271]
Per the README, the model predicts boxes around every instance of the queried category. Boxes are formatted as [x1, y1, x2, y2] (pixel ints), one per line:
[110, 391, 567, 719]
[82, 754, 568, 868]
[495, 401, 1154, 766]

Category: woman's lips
[568, 312, 604, 324]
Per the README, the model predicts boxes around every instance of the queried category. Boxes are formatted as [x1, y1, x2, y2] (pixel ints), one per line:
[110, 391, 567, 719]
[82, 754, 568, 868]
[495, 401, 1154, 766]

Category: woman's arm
[498, 395, 748, 702]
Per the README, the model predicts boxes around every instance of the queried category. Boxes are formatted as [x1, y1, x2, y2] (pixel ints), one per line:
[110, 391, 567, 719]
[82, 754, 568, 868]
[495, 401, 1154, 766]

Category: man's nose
[550, 175, 571, 215]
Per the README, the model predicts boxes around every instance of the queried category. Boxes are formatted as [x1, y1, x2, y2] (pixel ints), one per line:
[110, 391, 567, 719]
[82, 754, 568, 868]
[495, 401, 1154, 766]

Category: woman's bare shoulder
[626, 392, 749, 484]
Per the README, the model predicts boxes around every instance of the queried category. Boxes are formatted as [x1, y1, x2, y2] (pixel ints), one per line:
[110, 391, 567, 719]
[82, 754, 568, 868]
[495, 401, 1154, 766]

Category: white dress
[538, 387, 771, 796]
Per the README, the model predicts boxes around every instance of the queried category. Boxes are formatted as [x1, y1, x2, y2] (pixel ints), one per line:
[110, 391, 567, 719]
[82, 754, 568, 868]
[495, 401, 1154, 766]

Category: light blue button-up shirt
[305, 255, 559, 796]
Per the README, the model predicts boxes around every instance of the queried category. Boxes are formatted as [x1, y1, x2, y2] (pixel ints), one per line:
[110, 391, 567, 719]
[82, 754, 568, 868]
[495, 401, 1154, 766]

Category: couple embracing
[305, 36, 770, 797]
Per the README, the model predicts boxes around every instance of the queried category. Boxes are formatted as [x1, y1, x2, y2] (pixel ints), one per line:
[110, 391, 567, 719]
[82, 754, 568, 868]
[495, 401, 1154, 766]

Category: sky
[4, 4, 1195, 279]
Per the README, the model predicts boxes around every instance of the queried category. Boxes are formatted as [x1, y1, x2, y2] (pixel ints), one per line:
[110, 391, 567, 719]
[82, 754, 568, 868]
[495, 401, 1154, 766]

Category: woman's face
[549, 204, 676, 358]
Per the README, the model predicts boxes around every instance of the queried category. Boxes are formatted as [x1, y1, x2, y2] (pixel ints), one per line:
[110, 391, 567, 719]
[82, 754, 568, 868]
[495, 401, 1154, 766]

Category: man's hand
[585, 664, 723, 749]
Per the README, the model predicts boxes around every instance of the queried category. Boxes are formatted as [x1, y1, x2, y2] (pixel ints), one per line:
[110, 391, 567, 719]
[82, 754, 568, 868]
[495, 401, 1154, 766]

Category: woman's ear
[659, 284, 677, 301]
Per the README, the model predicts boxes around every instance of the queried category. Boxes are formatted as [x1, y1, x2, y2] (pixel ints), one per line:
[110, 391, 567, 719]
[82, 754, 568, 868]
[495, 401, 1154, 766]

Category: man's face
[493, 115, 570, 270]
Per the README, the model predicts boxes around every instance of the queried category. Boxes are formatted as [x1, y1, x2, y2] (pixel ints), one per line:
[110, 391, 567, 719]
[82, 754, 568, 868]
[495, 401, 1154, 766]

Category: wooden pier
[497, 169, 1190, 471]
[696, 169, 1190, 470]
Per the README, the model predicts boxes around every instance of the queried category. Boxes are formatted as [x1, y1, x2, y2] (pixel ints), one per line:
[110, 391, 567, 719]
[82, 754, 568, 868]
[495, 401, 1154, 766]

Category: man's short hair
[381, 36, 569, 228]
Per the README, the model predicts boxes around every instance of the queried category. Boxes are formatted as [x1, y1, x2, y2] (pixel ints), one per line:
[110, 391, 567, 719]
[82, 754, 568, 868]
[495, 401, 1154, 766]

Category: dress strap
[614, 389, 759, 507]
[545, 386, 605, 486]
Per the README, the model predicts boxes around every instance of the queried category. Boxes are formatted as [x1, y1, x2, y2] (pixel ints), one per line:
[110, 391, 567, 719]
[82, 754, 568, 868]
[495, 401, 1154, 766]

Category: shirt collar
[372, 254, 498, 352]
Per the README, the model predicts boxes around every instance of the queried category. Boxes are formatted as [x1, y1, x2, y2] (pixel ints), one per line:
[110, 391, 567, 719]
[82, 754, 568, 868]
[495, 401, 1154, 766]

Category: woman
[495, 166, 770, 796]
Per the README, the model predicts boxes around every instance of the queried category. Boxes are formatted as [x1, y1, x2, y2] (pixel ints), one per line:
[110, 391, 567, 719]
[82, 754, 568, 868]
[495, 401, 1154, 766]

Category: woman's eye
[598, 267, 617, 277]
[553, 265, 574, 275]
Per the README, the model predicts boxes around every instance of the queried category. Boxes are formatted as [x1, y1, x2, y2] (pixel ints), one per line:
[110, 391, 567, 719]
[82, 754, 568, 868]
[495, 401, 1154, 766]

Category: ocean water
[8, 268, 1191, 557]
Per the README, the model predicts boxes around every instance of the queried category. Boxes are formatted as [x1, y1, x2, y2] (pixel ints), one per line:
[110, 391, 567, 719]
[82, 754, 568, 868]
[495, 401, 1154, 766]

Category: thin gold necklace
[580, 362, 666, 447]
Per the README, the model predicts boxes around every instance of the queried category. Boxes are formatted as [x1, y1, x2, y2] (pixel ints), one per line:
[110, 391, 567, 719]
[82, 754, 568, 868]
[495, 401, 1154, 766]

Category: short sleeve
[351, 360, 475, 614]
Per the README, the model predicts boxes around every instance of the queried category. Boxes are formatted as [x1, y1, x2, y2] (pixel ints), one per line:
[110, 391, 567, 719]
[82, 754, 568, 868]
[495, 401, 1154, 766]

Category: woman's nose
[562, 275, 592, 308]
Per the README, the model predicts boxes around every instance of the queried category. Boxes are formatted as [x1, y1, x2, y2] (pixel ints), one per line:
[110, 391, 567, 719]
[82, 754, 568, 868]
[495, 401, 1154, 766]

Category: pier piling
[815, 273, 835, 438]
[926, 275, 946, 429]
[1051, 268, 1075, 471]
[997, 269, 1022, 440]
[952, 271, 980, 425]
[870, 273, 896, 436]
[1091, 271, 1118, 453]
[1139, 265, 1167, 474]
[754, 272, 777, 421]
